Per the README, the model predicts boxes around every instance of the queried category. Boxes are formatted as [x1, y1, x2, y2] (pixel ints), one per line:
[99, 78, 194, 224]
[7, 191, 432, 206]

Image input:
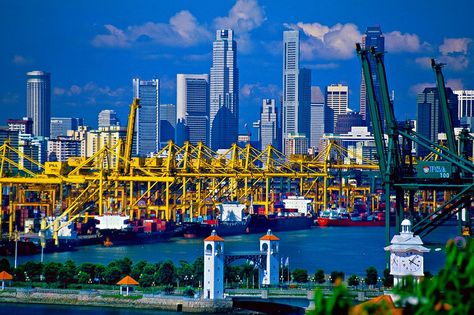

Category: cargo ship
[95, 215, 175, 245]
[182, 203, 251, 238]
[316, 208, 385, 227]
[249, 196, 314, 233]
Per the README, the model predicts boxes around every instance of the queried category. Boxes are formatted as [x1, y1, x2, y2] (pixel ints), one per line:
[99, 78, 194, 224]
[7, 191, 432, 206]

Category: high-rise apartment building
[310, 87, 325, 148]
[160, 103, 176, 147]
[132, 78, 160, 156]
[453, 90, 474, 120]
[177, 74, 210, 146]
[282, 30, 311, 154]
[326, 84, 349, 131]
[98, 110, 120, 128]
[285, 133, 308, 155]
[50, 117, 83, 139]
[47, 137, 81, 162]
[210, 29, 239, 150]
[259, 99, 280, 151]
[8, 117, 33, 134]
[360, 26, 384, 127]
[416, 87, 459, 157]
[27, 71, 51, 137]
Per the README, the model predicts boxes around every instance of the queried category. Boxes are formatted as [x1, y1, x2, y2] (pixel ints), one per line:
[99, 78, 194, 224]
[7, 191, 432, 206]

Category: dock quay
[0, 288, 233, 313]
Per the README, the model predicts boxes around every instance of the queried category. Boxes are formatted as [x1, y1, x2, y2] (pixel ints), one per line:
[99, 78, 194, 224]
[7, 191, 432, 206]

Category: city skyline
[1, 0, 473, 134]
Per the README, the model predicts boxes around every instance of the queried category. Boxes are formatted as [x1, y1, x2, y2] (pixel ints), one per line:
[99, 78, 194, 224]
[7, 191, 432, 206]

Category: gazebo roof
[0, 271, 13, 281]
[117, 275, 139, 286]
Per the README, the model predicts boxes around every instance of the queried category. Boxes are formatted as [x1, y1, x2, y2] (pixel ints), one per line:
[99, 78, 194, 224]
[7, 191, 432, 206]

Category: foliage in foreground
[308, 238, 474, 315]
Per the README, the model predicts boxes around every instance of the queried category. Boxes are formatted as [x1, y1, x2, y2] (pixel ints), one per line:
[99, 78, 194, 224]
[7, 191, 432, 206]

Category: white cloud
[438, 55, 469, 71]
[92, 24, 129, 48]
[214, 0, 266, 53]
[12, 55, 31, 65]
[305, 63, 340, 70]
[409, 82, 434, 95]
[240, 83, 280, 100]
[409, 79, 464, 96]
[55, 82, 126, 101]
[92, 10, 211, 48]
[385, 31, 427, 53]
[446, 79, 464, 90]
[439, 38, 472, 55]
[415, 57, 432, 69]
[290, 22, 361, 60]
[53, 87, 66, 96]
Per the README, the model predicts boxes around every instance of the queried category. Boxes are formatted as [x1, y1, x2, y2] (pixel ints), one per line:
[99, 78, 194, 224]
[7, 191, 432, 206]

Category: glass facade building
[177, 74, 209, 146]
[27, 71, 51, 137]
[210, 29, 239, 150]
[132, 78, 160, 156]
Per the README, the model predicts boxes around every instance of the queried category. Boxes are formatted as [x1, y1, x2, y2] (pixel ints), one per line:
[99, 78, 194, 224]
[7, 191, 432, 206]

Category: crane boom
[124, 98, 140, 174]
[431, 59, 456, 155]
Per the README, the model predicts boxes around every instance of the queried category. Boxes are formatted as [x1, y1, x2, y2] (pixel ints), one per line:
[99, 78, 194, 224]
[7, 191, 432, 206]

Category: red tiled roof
[117, 275, 139, 285]
[0, 271, 13, 281]
[204, 234, 224, 242]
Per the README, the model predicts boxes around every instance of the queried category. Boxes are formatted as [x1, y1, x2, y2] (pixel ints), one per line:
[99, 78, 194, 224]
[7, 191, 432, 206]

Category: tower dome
[401, 219, 412, 234]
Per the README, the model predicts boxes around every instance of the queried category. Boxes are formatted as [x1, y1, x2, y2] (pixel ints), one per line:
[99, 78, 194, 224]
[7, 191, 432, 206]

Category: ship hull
[317, 217, 385, 227]
[98, 229, 175, 246]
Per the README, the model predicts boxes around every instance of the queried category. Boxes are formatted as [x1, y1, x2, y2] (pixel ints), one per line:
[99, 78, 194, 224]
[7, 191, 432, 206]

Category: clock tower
[384, 219, 430, 286]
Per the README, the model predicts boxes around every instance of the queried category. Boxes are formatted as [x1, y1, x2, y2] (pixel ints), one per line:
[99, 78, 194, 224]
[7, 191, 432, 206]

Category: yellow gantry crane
[0, 99, 384, 244]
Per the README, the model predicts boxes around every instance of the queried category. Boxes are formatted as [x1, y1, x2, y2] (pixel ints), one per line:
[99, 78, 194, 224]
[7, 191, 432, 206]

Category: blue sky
[1, 0, 473, 132]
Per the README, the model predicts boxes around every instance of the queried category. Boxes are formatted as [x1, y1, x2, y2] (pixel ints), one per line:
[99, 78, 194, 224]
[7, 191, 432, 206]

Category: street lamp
[151, 281, 156, 295]
[14, 230, 20, 269]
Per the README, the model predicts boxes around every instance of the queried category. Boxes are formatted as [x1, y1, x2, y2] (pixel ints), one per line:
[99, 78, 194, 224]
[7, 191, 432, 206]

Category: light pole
[151, 281, 155, 295]
[14, 230, 20, 269]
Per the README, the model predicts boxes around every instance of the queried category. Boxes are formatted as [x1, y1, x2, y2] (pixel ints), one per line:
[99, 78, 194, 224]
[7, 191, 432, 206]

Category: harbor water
[9, 225, 457, 276]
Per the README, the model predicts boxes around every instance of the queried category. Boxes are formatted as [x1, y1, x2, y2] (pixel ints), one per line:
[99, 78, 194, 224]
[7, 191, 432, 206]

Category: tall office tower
[132, 78, 160, 156]
[259, 99, 280, 151]
[360, 26, 385, 127]
[335, 111, 365, 134]
[160, 103, 176, 147]
[177, 74, 210, 146]
[50, 117, 83, 139]
[98, 110, 120, 128]
[453, 90, 474, 120]
[27, 71, 51, 137]
[310, 86, 325, 148]
[282, 30, 311, 154]
[416, 87, 458, 157]
[326, 84, 349, 131]
[210, 29, 239, 150]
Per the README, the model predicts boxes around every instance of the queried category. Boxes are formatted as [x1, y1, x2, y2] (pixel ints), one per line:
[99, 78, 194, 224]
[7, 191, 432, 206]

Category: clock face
[398, 251, 422, 273]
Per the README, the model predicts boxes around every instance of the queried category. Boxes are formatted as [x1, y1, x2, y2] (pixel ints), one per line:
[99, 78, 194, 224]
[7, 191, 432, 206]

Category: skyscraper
[326, 84, 349, 131]
[210, 29, 239, 150]
[132, 78, 159, 156]
[259, 99, 280, 151]
[282, 30, 311, 155]
[416, 87, 459, 157]
[50, 117, 83, 139]
[98, 110, 120, 128]
[310, 86, 325, 148]
[177, 74, 209, 146]
[27, 71, 51, 137]
[453, 90, 474, 120]
[360, 26, 385, 128]
[160, 103, 176, 147]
